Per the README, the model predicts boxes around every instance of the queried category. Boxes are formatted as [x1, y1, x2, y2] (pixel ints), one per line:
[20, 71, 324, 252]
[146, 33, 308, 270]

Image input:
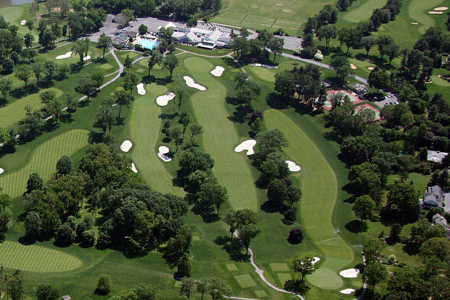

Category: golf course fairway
[184, 57, 259, 211]
[264, 109, 354, 289]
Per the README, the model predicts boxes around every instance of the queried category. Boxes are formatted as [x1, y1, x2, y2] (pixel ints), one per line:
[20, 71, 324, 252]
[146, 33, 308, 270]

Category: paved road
[281, 53, 368, 85]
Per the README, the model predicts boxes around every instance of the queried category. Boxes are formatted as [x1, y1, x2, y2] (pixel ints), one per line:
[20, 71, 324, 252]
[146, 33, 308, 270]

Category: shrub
[288, 227, 303, 244]
[283, 207, 297, 224]
[95, 275, 111, 295]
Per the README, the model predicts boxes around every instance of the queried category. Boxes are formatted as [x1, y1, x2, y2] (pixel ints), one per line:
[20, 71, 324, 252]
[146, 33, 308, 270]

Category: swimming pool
[138, 39, 159, 50]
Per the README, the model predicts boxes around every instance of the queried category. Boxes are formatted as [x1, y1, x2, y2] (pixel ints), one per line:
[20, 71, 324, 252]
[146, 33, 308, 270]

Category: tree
[24, 32, 34, 48]
[6, 271, 24, 300]
[196, 183, 227, 215]
[330, 55, 350, 84]
[317, 24, 337, 49]
[207, 279, 230, 300]
[196, 280, 207, 300]
[36, 284, 59, 300]
[180, 277, 195, 298]
[98, 33, 112, 59]
[288, 227, 303, 244]
[364, 261, 387, 288]
[274, 71, 295, 99]
[55, 223, 76, 246]
[139, 24, 148, 35]
[224, 209, 257, 238]
[238, 224, 258, 253]
[0, 78, 12, 101]
[56, 156, 72, 175]
[361, 36, 377, 56]
[124, 54, 132, 69]
[387, 268, 427, 299]
[363, 238, 384, 263]
[26, 173, 44, 193]
[292, 256, 316, 281]
[419, 237, 450, 261]
[189, 124, 202, 145]
[95, 275, 111, 295]
[15, 65, 32, 87]
[39, 28, 56, 50]
[24, 211, 41, 240]
[386, 182, 420, 222]
[115, 90, 133, 120]
[163, 54, 178, 79]
[40, 90, 56, 104]
[72, 39, 89, 64]
[123, 72, 138, 96]
[368, 67, 391, 89]
[147, 50, 162, 78]
[267, 37, 284, 62]
[352, 195, 375, 227]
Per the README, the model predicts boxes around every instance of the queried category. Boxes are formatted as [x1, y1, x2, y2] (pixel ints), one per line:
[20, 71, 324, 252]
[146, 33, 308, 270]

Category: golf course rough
[184, 57, 259, 211]
[0, 129, 90, 197]
[264, 109, 354, 290]
[0, 241, 82, 272]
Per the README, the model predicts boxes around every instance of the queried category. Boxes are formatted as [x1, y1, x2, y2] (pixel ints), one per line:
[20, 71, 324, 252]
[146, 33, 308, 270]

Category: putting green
[0, 88, 63, 128]
[247, 66, 276, 83]
[0, 129, 89, 197]
[431, 75, 450, 87]
[307, 267, 344, 290]
[185, 57, 258, 211]
[0, 6, 24, 23]
[0, 241, 82, 272]
[408, 0, 445, 33]
[342, 0, 388, 23]
[128, 83, 183, 196]
[264, 109, 352, 289]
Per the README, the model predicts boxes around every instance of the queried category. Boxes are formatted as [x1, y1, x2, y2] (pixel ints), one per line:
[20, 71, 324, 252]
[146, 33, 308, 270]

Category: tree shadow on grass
[214, 235, 250, 262]
[345, 219, 367, 233]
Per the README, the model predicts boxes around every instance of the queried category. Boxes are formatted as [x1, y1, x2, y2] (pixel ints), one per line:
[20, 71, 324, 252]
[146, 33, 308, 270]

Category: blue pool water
[138, 39, 159, 50]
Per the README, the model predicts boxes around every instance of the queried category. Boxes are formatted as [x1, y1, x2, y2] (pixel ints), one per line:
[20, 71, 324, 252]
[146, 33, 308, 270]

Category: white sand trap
[428, 11, 444, 14]
[183, 76, 206, 91]
[120, 140, 133, 152]
[411, 22, 419, 25]
[0, 168, 4, 175]
[350, 64, 357, 70]
[20, 20, 26, 26]
[312, 257, 320, 265]
[285, 160, 301, 172]
[156, 92, 175, 106]
[131, 162, 138, 173]
[137, 83, 146, 95]
[83, 55, 91, 61]
[56, 51, 72, 60]
[158, 146, 172, 162]
[210, 66, 225, 77]
[339, 268, 360, 278]
[234, 139, 256, 156]
[433, 7, 448, 11]
[340, 289, 355, 295]
[368, 66, 375, 71]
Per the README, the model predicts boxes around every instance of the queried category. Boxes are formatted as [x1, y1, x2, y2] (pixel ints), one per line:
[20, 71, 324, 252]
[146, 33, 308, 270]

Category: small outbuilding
[427, 150, 448, 164]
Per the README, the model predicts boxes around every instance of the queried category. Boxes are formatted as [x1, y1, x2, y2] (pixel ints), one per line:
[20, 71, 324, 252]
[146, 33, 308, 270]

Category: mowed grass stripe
[264, 110, 353, 285]
[0, 129, 89, 197]
[0, 88, 63, 128]
[342, 0, 388, 23]
[0, 241, 82, 272]
[184, 57, 258, 211]
[128, 84, 183, 196]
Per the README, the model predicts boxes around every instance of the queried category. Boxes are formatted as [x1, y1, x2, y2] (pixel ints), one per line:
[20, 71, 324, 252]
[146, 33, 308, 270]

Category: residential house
[423, 185, 450, 213]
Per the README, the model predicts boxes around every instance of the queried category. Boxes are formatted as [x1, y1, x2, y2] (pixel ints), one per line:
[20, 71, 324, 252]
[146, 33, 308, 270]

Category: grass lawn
[341, 0, 388, 23]
[213, 0, 335, 35]
[0, 241, 83, 272]
[387, 172, 430, 193]
[0, 129, 89, 197]
[234, 274, 257, 288]
[0, 88, 62, 128]
[127, 83, 184, 196]
[408, 0, 446, 34]
[184, 56, 259, 211]
[264, 109, 354, 289]
[0, 5, 24, 23]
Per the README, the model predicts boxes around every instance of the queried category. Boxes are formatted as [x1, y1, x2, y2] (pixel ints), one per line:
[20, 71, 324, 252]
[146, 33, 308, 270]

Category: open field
[0, 129, 89, 197]
[185, 57, 259, 211]
[0, 5, 23, 23]
[213, 0, 335, 34]
[127, 83, 184, 196]
[0, 241, 83, 272]
[264, 109, 354, 289]
[341, 0, 388, 23]
[408, 0, 446, 34]
[0, 88, 62, 128]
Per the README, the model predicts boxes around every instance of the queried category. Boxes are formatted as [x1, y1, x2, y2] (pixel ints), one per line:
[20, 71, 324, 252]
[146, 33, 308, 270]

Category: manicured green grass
[226, 263, 239, 271]
[276, 273, 292, 286]
[264, 109, 354, 289]
[0, 88, 62, 128]
[269, 263, 290, 272]
[387, 172, 430, 193]
[0, 241, 83, 272]
[255, 290, 268, 297]
[213, 0, 335, 34]
[408, 0, 446, 34]
[431, 75, 450, 87]
[184, 57, 259, 211]
[0, 129, 89, 197]
[247, 66, 276, 82]
[307, 268, 344, 290]
[234, 274, 257, 288]
[342, 0, 388, 23]
[0, 5, 24, 23]
[127, 83, 184, 196]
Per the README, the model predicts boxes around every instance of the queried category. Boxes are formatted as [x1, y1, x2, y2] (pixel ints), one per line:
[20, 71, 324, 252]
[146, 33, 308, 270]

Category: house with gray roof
[427, 150, 448, 164]
[423, 185, 450, 213]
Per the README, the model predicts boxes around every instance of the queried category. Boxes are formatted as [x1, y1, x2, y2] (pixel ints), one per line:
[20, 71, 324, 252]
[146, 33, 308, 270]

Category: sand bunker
[120, 140, 133, 152]
[339, 268, 360, 278]
[184, 76, 206, 91]
[340, 289, 355, 295]
[312, 257, 320, 265]
[20, 20, 26, 26]
[368, 66, 375, 71]
[350, 64, 357, 70]
[285, 160, 301, 172]
[158, 146, 172, 162]
[131, 162, 138, 173]
[0, 168, 4, 175]
[428, 11, 443, 14]
[411, 22, 419, 25]
[234, 140, 256, 156]
[433, 7, 448, 11]
[56, 51, 72, 60]
[83, 55, 91, 61]
[137, 83, 146, 95]
[249, 63, 278, 69]
[210, 66, 225, 77]
[156, 92, 175, 107]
